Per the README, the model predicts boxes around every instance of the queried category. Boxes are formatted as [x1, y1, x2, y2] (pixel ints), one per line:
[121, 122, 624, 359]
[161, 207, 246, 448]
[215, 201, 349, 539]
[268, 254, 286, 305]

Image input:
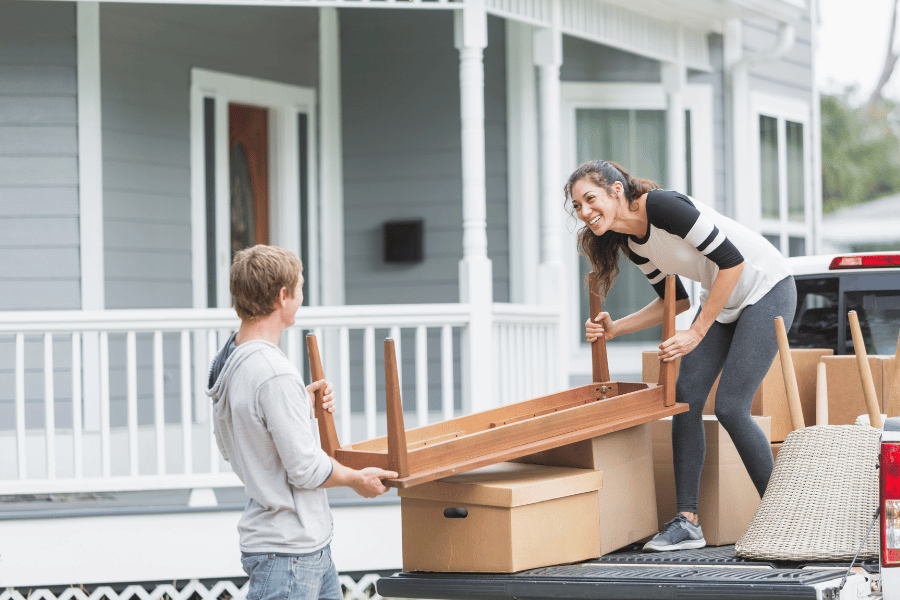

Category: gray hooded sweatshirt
[206, 336, 334, 554]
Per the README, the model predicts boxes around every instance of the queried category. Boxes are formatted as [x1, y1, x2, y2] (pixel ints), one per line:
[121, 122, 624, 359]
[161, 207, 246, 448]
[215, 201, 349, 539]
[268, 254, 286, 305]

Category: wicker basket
[734, 424, 881, 562]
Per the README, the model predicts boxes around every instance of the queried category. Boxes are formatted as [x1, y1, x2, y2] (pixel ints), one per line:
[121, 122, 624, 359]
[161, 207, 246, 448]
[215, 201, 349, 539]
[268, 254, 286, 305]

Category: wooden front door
[229, 103, 269, 257]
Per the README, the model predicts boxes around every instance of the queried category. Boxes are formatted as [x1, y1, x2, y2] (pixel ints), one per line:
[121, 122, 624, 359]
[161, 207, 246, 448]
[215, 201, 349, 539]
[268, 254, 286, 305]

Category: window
[845, 291, 900, 355]
[752, 94, 812, 258]
[789, 276, 838, 350]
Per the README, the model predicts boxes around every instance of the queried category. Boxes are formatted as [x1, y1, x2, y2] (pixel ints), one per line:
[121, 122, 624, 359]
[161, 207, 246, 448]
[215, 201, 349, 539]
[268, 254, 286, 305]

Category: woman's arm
[586, 296, 692, 342]
[657, 262, 744, 362]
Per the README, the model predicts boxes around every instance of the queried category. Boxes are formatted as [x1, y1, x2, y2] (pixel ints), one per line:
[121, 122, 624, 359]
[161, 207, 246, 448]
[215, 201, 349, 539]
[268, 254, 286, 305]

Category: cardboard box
[642, 352, 719, 413]
[398, 462, 603, 572]
[652, 415, 771, 546]
[884, 356, 898, 415]
[643, 349, 831, 441]
[820, 355, 889, 425]
[515, 424, 657, 554]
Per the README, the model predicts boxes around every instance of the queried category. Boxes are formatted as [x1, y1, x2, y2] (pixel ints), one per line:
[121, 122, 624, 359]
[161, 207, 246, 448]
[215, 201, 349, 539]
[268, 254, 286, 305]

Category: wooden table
[308, 276, 687, 488]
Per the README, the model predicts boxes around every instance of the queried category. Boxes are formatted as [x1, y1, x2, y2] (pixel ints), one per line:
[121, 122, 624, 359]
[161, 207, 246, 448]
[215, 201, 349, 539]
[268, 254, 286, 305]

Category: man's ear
[276, 286, 288, 307]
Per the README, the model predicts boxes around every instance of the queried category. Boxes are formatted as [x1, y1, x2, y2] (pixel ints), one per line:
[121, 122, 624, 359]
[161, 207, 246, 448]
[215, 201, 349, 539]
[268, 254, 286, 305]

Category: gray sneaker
[642, 514, 706, 552]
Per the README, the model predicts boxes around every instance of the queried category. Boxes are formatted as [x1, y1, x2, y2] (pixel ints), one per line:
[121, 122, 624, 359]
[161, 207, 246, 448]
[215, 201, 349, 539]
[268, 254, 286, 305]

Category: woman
[565, 160, 796, 552]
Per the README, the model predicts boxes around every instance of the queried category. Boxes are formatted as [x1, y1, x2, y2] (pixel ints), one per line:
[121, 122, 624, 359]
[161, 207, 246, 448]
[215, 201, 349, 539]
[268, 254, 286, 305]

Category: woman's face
[570, 177, 622, 236]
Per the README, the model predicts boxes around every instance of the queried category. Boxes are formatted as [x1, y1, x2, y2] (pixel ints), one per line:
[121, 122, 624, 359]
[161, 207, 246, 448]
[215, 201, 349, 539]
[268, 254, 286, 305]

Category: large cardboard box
[398, 462, 603, 572]
[642, 349, 831, 441]
[652, 415, 771, 546]
[641, 352, 721, 414]
[887, 356, 899, 414]
[820, 355, 889, 425]
[515, 424, 657, 554]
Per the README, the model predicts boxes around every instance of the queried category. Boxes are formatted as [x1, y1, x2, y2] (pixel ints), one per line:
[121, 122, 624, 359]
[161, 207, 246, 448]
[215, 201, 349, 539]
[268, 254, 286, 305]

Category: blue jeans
[241, 545, 342, 600]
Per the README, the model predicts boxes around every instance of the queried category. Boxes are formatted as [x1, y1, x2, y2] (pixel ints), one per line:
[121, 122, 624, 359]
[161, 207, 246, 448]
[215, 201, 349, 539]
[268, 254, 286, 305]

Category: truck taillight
[830, 254, 900, 269]
[883, 443, 900, 566]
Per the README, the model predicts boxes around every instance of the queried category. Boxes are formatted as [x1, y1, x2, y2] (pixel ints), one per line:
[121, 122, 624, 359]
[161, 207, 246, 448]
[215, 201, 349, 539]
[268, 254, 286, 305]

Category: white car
[787, 251, 900, 355]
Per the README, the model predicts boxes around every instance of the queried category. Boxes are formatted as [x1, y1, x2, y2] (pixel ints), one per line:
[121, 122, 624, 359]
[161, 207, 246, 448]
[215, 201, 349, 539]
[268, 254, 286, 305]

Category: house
[820, 192, 900, 253]
[0, 0, 820, 596]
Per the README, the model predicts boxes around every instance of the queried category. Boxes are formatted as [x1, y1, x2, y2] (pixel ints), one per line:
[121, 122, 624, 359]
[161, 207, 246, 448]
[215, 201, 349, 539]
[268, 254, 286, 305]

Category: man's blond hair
[230, 245, 303, 320]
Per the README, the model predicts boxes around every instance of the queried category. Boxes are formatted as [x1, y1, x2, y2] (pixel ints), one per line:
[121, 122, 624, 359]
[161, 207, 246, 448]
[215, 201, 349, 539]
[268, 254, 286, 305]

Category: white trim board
[189, 69, 318, 309]
[505, 19, 540, 305]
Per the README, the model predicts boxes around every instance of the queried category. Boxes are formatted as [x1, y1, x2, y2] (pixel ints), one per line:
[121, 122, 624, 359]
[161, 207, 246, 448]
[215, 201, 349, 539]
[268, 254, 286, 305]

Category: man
[207, 244, 397, 600]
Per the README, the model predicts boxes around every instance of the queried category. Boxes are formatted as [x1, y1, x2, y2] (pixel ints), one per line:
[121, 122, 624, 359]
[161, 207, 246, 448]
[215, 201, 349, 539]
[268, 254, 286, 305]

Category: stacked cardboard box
[652, 415, 771, 546]
[642, 348, 833, 447]
[398, 462, 603, 572]
[819, 355, 897, 425]
[515, 424, 658, 554]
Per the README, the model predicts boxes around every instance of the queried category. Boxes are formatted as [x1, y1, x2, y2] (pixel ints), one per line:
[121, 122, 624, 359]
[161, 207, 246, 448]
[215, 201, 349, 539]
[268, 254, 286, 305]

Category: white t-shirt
[626, 189, 791, 323]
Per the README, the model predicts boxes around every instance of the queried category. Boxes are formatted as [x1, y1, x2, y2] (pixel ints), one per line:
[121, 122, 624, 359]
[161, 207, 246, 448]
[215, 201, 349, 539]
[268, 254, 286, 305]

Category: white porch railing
[0, 303, 561, 496]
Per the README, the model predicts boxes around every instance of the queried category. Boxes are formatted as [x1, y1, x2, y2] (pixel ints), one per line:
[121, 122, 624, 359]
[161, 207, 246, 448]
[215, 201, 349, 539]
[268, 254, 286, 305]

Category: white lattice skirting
[1, 575, 385, 600]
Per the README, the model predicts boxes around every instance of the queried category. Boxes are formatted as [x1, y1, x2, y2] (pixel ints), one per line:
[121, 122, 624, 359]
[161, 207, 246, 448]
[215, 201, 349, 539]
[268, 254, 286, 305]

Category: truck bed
[376, 545, 878, 600]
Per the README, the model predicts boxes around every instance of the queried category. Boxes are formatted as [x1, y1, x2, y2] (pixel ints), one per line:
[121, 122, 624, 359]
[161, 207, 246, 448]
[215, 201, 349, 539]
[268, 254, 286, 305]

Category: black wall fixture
[383, 219, 424, 264]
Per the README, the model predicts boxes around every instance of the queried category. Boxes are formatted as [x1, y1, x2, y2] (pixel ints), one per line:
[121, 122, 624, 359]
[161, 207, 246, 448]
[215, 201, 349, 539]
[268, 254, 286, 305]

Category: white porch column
[454, 2, 494, 413]
[319, 7, 345, 306]
[319, 7, 346, 387]
[663, 27, 687, 193]
[725, 18, 752, 224]
[77, 2, 103, 430]
[505, 21, 540, 305]
[534, 12, 567, 391]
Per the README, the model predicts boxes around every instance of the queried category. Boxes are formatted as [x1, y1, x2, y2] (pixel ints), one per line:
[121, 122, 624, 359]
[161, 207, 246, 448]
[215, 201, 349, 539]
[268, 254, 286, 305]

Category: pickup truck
[376, 251, 900, 600]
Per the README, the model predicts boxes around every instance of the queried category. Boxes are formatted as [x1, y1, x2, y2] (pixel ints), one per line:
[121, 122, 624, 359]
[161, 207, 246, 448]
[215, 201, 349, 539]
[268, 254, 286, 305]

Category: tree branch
[864, 0, 900, 117]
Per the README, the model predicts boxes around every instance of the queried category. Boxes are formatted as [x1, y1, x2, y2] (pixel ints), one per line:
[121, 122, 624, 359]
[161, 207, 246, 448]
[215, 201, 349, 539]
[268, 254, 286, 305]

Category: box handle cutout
[443, 507, 468, 519]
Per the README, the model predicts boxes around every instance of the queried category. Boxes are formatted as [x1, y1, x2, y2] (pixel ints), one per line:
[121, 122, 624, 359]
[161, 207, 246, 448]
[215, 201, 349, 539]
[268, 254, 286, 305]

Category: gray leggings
[673, 275, 796, 514]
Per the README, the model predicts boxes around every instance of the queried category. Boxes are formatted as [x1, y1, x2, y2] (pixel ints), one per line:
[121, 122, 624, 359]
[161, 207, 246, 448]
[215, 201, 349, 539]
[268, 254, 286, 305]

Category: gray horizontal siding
[561, 34, 662, 83]
[0, 65, 77, 95]
[745, 14, 814, 98]
[0, 96, 77, 126]
[0, 126, 78, 155]
[0, 0, 80, 312]
[100, 3, 319, 309]
[0, 187, 78, 216]
[341, 10, 509, 305]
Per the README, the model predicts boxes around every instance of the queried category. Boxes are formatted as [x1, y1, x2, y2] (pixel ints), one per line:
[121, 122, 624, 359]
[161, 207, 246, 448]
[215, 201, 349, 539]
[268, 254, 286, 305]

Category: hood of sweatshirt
[206, 334, 280, 407]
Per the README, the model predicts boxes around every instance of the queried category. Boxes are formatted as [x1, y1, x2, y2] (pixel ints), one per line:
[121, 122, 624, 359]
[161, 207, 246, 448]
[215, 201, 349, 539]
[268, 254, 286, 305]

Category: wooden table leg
[306, 333, 341, 457]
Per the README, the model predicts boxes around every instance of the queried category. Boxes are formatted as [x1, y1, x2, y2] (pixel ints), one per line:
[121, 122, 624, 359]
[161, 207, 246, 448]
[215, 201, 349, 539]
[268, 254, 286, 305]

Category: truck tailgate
[376, 545, 871, 600]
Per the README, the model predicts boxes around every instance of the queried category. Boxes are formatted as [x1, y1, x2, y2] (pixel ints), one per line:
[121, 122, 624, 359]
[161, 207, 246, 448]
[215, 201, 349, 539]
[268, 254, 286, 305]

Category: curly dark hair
[563, 160, 659, 298]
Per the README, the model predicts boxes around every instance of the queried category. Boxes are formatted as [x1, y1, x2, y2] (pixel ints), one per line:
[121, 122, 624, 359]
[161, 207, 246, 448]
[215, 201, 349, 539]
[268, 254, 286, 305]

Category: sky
[817, 0, 897, 103]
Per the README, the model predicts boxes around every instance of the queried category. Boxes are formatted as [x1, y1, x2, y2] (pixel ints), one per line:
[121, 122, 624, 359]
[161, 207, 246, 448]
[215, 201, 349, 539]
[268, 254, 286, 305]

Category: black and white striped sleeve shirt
[626, 190, 790, 323]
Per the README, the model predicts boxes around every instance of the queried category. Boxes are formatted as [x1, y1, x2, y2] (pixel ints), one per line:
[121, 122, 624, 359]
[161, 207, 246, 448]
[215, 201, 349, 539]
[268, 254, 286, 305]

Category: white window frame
[189, 68, 319, 308]
[750, 92, 813, 257]
[561, 82, 714, 377]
